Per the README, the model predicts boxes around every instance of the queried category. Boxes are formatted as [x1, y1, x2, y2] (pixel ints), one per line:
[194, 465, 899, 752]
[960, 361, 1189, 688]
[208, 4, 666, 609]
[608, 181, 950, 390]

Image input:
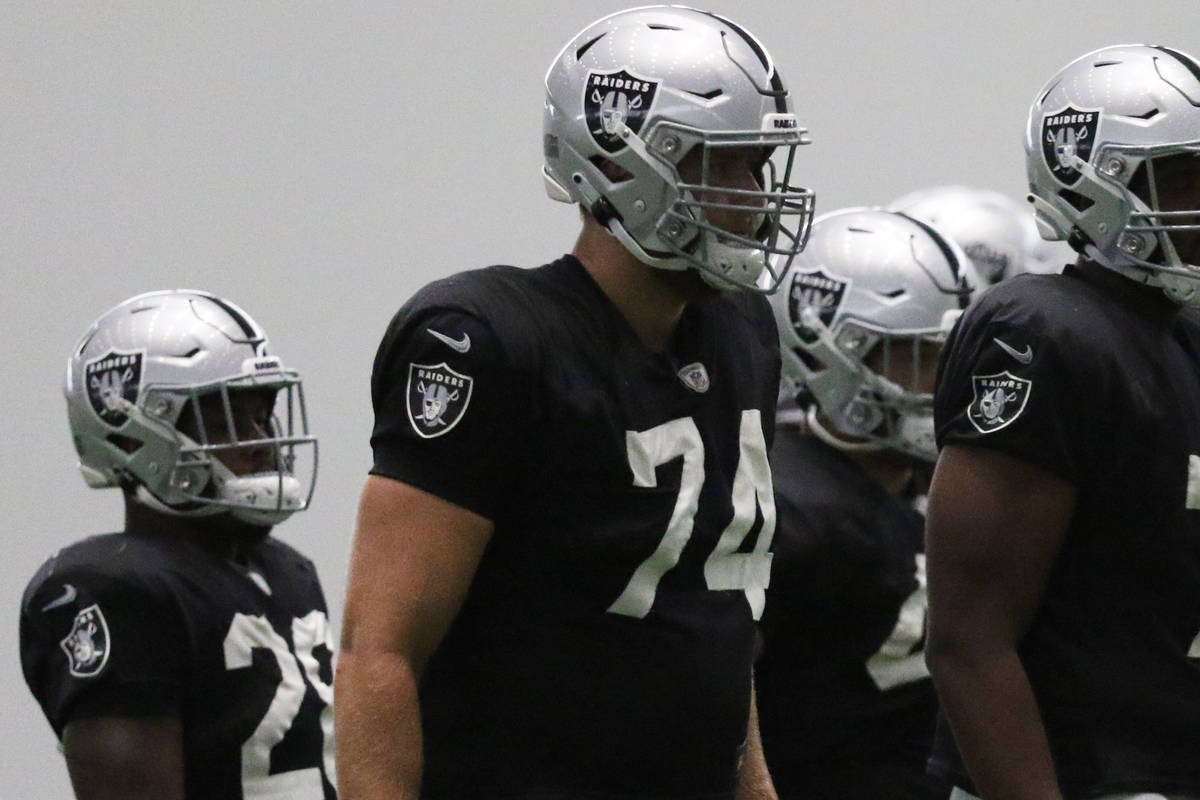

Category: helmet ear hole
[589, 157, 634, 184]
[1058, 188, 1095, 213]
[793, 345, 824, 372]
[106, 433, 143, 455]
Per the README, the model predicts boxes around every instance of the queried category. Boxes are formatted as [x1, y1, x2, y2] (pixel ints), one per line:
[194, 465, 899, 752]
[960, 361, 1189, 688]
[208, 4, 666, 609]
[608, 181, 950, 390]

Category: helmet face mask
[543, 5, 815, 292]
[770, 209, 979, 462]
[1025, 45, 1200, 304]
[792, 310, 956, 462]
[165, 380, 315, 525]
[66, 290, 317, 526]
[1122, 149, 1200, 274]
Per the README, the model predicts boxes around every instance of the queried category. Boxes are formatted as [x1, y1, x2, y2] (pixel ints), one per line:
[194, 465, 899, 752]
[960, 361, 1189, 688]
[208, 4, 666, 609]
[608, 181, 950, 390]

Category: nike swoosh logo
[993, 337, 1033, 365]
[427, 328, 471, 353]
[41, 583, 77, 612]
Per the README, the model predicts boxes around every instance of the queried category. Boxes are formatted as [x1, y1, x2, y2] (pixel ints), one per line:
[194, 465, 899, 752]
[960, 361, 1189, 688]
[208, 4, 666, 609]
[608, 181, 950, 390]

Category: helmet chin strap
[805, 405, 887, 454]
[806, 405, 937, 462]
[1052, 157, 1200, 305]
[133, 443, 303, 526]
[608, 220, 766, 290]
[133, 484, 225, 518]
[208, 457, 304, 526]
[592, 120, 769, 291]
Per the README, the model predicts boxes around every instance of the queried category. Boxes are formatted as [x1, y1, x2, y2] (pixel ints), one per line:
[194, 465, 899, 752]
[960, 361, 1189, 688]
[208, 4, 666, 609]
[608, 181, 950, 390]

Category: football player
[890, 185, 1031, 285]
[20, 290, 336, 800]
[890, 184, 1078, 282]
[335, 6, 813, 799]
[759, 208, 978, 799]
[925, 45, 1200, 799]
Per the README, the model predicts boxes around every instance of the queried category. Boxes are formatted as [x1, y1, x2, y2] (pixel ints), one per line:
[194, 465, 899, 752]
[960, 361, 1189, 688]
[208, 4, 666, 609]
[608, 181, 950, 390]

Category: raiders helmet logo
[406, 362, 474, 439]
[84, 349, 144, 428]
[787, 268, 850, 332]
[963, 242, 1011, 285]
[967, 371, 1032, 433]
[584, 68, 660, 154]
[1042, 106, 1101, 186]
[60, 604, 110, 678]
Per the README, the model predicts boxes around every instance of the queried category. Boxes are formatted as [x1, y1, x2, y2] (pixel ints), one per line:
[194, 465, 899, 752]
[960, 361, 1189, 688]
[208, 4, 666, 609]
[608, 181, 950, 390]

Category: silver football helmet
[543, 5, 815, 292]
[770, 208, 979, 461]
[65, 290, 317, 525]
[1017, 209, 1077, 275]
[1026, 44, 1200, 304]
[889, 185, 1030, 285]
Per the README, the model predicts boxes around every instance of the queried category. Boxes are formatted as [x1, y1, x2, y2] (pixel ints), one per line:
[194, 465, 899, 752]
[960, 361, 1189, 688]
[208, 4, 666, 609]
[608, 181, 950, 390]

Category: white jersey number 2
[608, 410, 776, 620]
[223, 611, 336, 799]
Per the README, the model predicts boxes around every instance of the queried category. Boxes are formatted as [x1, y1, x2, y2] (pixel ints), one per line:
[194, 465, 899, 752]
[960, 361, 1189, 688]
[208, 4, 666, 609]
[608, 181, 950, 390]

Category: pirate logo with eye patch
[967, 371, 1032, 433]
[584, 68, 660, 154]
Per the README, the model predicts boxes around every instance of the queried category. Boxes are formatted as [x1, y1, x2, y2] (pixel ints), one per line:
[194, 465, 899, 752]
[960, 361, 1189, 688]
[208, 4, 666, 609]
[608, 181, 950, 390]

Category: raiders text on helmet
[769, 208, 980, 461]
[1025, 45, 1200, 304]
[542, 6, 815, 292]
[65, 290, 317, 525]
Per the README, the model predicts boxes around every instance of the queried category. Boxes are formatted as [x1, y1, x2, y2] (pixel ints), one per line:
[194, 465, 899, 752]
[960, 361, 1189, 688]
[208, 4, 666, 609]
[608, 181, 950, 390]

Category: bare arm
[735, 674, 777, 800]
[63, 716, 184, 800]
[924, 445, 1075, 800]
[335, 475, 493, 800]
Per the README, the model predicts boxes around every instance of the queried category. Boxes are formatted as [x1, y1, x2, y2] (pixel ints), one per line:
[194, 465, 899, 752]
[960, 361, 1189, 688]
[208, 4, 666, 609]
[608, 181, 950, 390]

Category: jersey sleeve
[933, 290, 1092, 485]
[19, 559, 187, 737]
[370, 306, 531, 520]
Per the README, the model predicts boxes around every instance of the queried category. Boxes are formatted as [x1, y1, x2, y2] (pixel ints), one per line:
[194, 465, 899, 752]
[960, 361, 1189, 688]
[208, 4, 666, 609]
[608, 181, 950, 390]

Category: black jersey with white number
[931, 264, 1200, 797]
[370, 255, 781, 799]
[756, 430, 945, 800]
[20, 523, 337, 800]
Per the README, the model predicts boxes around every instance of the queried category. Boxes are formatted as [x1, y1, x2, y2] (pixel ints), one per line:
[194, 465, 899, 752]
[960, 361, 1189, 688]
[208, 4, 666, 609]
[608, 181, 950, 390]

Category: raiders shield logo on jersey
[406, 362, 474, 439]
[84, 349, 143, 428]
[60, 604, 110, 678]
[1042, 106, 1100, 186]
[967, 371, 1032, 433]
[677, 362, 711, 393]
[584, 68, 660, 154]
[787, 268, 849, 333]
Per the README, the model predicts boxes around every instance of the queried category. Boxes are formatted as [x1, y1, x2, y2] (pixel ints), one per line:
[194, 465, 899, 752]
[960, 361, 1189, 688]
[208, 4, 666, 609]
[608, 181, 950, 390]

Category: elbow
[924, 619, 1021, 687]
[923, 630, 958, 682]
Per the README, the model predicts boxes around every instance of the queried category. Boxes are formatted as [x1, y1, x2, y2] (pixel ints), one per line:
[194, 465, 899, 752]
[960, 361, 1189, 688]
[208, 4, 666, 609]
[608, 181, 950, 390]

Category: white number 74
[607, 410, 776, 620]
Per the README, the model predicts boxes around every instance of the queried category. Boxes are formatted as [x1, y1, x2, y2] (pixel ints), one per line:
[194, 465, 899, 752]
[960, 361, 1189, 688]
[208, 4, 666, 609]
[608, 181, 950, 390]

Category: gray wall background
[3, 2, 1194, 795]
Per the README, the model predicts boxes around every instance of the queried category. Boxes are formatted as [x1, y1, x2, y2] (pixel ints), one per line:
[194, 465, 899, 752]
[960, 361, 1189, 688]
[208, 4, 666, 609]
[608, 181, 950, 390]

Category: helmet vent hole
[1038, 79, 1062, 105]
[684, 88, 724, 100]
[1092, 59, 1123, 68]
[173, 347, 201, 359]
[647, 23, 682, 31]
[1123, 107, 1161, 120]
[1150, 47, 1200, 84]
[877, 288, 908, 299]
[1058, 188, 1095, 213]
[575, 33, 605, 60]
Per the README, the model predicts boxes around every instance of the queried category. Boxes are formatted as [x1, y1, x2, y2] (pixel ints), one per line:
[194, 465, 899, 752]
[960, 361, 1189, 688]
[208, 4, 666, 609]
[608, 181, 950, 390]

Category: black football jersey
[756, 430, 945, 800]
[20, 526, 337, 800]
[931, 265, 1200, 796]
[370, 255, 781, 799]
